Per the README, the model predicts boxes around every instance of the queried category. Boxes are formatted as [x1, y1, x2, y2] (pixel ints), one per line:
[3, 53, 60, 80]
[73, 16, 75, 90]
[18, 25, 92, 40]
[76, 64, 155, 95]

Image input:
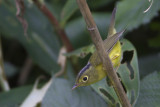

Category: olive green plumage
[72, 8, 124, 89]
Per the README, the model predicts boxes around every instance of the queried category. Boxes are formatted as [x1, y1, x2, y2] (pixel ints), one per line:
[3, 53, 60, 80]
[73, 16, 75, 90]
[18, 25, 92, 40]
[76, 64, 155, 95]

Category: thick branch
[32, 0, 73, 52]
[76, 0, 131, 107]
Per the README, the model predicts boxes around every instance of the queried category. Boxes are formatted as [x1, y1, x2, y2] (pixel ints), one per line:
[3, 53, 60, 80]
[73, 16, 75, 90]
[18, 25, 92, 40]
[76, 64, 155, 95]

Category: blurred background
[0, 0, 160, 107]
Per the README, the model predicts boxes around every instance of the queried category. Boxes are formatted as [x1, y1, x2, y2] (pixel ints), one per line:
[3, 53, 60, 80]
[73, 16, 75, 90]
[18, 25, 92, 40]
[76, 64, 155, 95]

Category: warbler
[72, 8, 124, 89]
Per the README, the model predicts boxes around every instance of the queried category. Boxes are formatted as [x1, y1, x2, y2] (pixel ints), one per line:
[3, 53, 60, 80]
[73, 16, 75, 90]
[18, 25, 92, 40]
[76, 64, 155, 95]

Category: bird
[72, 8, 124, 90]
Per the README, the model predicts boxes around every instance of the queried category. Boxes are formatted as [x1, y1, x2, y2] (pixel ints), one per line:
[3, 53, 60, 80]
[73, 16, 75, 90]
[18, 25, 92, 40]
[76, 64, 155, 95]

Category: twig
[0, 37, 10, 91]
[15, 0, 28, 36]
[32, 0, 73, 52]
[18, 57, 33, 85]
[76, 0, 131, 107]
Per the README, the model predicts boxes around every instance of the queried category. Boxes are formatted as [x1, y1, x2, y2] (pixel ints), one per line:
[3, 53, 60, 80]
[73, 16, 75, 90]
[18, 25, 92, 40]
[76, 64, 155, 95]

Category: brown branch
[15, 0, 28, 36]
[18, 57, 33, 85]
[76, 0, 131, 107]
[32, 0, 73, 52]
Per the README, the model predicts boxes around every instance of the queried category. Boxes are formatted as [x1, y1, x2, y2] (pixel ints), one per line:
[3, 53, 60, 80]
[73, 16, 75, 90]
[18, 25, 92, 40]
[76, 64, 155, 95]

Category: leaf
[64, 44, 95, 58]
[60, 0, 112, 26]
[41, 78, 107, 107]
[65, 13, 111, 48]
[0, 0, 61, 74]
[139, 54, 160, 79]
[91, 39, 140, 107]
[60, 0, 78, 26]
[45, 1, 64, 21]
[65, 0, 160, 49]
[0, 85, 32, 106]
[116, 0, 160, 31]
[21, 78, 52, 107]
[40, 60, 107, 107]
[135, 72, 160, 107]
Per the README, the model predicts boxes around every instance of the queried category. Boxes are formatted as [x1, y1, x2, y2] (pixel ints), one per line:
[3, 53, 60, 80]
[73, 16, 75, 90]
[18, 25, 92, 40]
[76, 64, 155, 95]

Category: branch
[18, 57, 33, 85]
[15, 0, 28, 36]
[32, 0, 73, 52]
[76, 0, 131, 107]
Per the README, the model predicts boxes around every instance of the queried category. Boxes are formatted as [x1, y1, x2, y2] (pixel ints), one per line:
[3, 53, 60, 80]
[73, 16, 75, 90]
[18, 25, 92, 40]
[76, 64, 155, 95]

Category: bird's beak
[72, 84, 78, 90]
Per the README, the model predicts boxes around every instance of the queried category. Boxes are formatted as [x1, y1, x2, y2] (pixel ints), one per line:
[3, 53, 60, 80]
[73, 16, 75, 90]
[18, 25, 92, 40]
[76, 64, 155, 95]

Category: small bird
[72, 8, 124, 90]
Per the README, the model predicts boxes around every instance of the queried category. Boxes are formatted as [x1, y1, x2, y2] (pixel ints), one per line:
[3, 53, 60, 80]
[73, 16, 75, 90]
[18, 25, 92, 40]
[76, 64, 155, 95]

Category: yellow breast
[95, 41, 121, 80]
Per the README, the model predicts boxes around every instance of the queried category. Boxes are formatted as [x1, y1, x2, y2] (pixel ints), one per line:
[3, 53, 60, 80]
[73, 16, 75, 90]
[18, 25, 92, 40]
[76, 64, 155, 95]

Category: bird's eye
[82, 76, 88, 82]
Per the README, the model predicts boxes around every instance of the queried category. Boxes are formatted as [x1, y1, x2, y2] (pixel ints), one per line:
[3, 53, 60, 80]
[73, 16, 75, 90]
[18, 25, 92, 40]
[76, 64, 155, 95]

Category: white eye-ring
[82, 76, 88, 82]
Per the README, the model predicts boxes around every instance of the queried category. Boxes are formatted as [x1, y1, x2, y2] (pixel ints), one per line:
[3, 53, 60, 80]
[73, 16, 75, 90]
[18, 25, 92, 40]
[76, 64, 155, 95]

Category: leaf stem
[32, 0, 73, 52]
[0, 37, 10, 91]
[76, 0, 131, 106]
[15, 0, 28, 36]
[18, 57, 33, 85]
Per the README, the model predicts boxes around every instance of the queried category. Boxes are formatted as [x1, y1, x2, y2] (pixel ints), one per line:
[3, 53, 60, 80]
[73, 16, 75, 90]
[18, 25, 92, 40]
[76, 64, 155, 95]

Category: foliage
[0, 0, 160, 107]
[91, 39, 139, 107]
[0, 85, 32, 106]
[135, 72, 160, 107]
[42, 78, 107, 107]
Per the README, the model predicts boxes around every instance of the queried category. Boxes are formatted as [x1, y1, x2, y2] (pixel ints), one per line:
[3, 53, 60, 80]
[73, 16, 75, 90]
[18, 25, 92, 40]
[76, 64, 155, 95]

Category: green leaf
[0, 0, 61, 74]
[64, 44, 95, 58]
[139, 54, 160, 79]
[65, 13, 111, 48]
[60, 0, 112, 26]
[45, 1, 64, 21]
[135, 72, 160, 107]
[60, 0, 78, 26]
[91, 39, 140, 106]
[116, 0, 160, 31]
[65, 0, 160, 49]
[0, 85, 32, 106]
[41, 61, 107, 107]
[41, 78, 107, 107]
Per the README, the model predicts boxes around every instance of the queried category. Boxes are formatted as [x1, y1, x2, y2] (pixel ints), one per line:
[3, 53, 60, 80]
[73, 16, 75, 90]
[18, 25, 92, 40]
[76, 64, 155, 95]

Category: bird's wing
[89, 30, 124, 66]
